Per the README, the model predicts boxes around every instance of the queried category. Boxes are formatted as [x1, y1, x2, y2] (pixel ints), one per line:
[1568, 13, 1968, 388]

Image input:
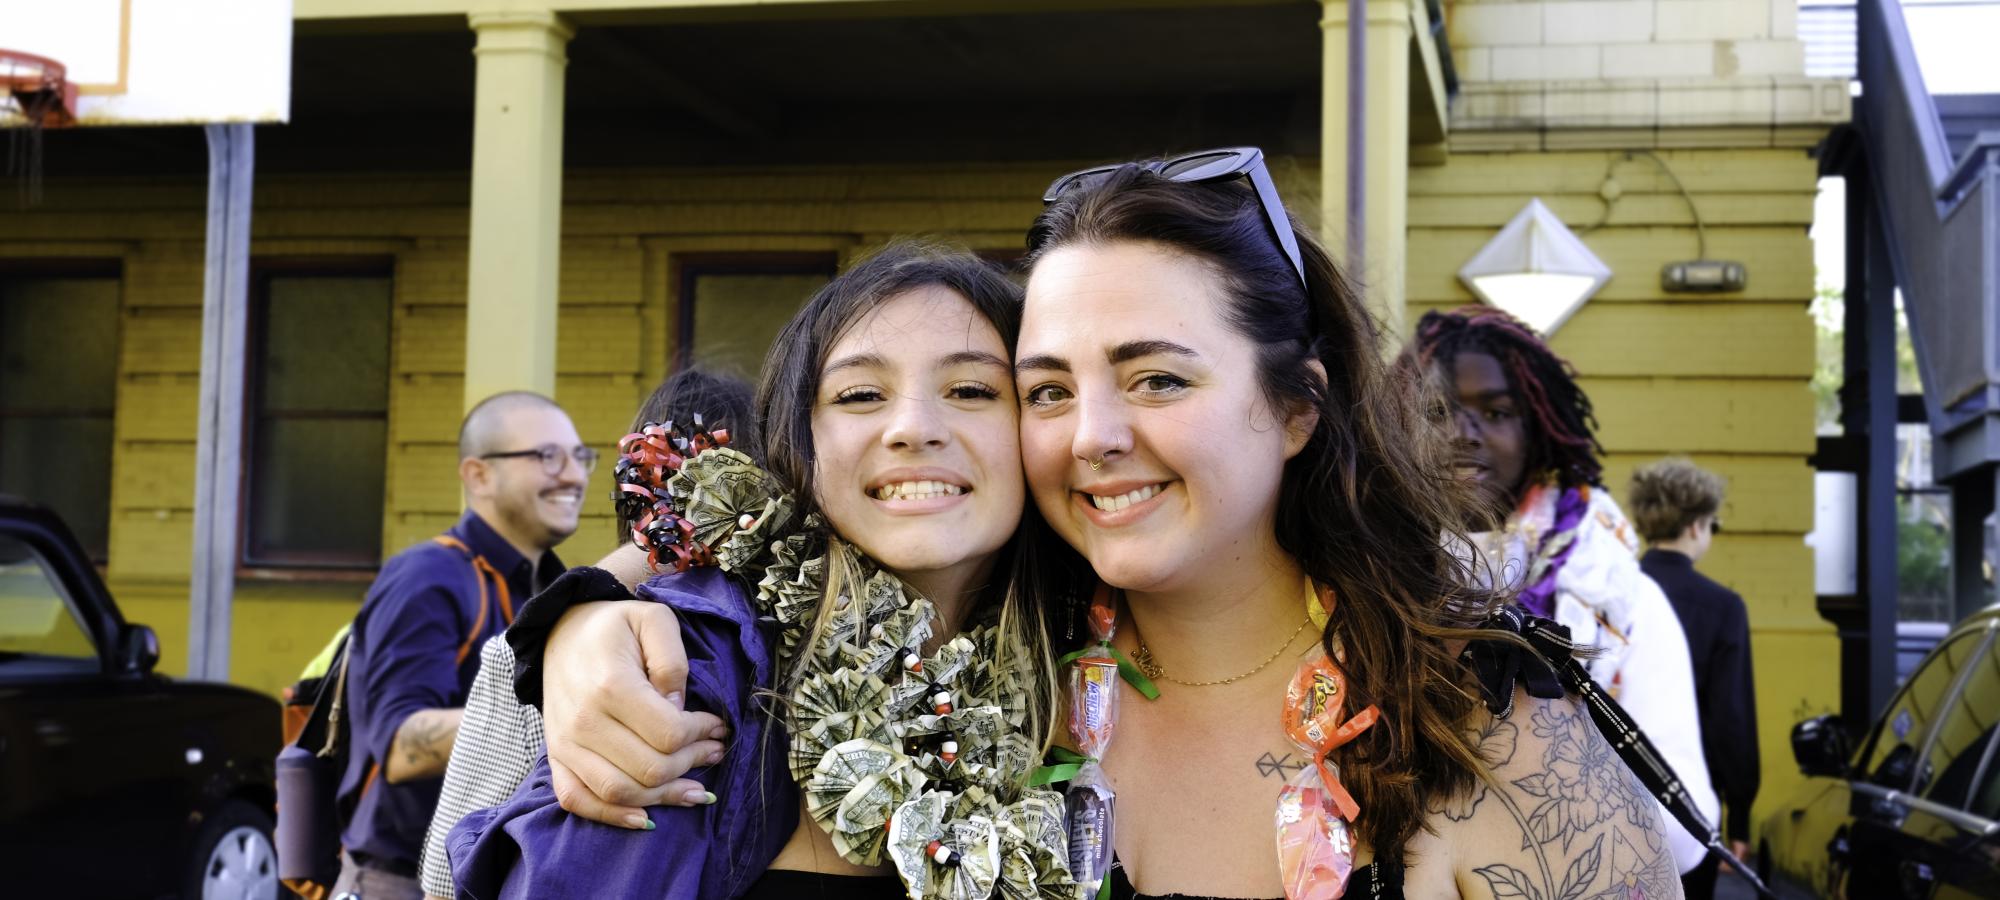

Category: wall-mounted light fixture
[1457, 198, 1611, 336]
[1589, 149, 1747, 294]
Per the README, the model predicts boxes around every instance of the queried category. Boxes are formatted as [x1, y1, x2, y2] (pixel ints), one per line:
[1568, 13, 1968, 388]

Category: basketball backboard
[0, 0, 291, 127]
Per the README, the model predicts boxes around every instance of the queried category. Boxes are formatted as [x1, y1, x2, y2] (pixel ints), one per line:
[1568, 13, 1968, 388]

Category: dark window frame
[239, 257, 395, 573]
[0, 258, 124, 564]
[674, 253, 839, 373]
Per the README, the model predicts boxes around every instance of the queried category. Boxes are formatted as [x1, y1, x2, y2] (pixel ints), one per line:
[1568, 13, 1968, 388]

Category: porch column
[464, 11, 573, 410]
[1320, 0, 1412, 337]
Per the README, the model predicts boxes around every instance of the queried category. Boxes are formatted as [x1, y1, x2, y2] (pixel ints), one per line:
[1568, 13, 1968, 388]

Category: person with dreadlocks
[1405, 305, 1722, 888]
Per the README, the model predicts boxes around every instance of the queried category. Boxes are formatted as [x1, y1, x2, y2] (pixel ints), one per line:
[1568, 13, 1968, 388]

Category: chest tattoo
[1255, 751, 1309, 780]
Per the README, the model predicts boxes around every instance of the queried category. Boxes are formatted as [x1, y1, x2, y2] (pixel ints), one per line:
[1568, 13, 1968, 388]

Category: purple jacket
[447, 566, 798, 900]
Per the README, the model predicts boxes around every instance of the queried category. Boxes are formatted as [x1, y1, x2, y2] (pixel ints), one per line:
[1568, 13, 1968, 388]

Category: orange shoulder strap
[429, 535, 516, 665]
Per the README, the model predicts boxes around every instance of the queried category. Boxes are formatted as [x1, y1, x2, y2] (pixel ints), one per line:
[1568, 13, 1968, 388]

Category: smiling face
[809, 286, 1025, 586]
[1015, 241, 1313, 595]
[1443, 351, 1530, 523]
[466, 403, 588, 553]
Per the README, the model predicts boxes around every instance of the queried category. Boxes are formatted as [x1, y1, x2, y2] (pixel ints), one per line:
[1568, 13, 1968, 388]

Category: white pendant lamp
[1457, 198, 1611, 336]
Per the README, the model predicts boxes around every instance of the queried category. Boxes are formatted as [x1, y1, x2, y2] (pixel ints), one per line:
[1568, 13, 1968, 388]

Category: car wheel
[183, 800, 279, 900]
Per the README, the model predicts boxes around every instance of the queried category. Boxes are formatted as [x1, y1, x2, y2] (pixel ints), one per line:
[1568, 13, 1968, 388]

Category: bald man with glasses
[332, 391, 591, 900]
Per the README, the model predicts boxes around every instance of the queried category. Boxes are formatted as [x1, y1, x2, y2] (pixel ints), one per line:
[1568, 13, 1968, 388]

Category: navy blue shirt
[338, 511, 562, 871]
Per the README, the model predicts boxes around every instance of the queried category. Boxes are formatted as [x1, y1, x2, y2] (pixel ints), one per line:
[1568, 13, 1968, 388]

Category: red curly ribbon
[612, 419, 733, 574]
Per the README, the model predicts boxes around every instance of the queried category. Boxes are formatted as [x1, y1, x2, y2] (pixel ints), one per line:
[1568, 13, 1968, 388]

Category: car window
[0, 534, 96, 660]
[1863, 629, 1987, 789]
[1918, 632, 2000, 807]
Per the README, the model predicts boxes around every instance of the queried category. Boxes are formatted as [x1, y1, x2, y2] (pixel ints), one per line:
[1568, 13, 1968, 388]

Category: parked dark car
[1759, 602, 2000, 899]
[0, 496, 280, 899]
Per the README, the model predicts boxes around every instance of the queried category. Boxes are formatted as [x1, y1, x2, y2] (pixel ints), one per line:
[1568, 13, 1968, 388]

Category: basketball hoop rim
[0, 48, 79, 129]
[0, 49, 68, 89]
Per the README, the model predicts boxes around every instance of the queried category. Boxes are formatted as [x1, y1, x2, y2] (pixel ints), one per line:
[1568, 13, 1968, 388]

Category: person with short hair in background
[414, 369, 756, 900]
[1630, 457, 1760, 900]
[332, 391, 589, 900]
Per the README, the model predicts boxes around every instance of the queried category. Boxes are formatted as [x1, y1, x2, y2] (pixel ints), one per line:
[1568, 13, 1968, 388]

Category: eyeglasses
[481, 444, 600, 476]
[1038, 146, 1307, 290]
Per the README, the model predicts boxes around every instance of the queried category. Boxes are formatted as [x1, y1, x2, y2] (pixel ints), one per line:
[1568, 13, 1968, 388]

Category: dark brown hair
[1026, 164, 1504, 855]
[753, 238, 1058, 750]
[1627, 457, 1725, 543]
[1408, 306, 1606, 490]
[617, 367, 758, 541]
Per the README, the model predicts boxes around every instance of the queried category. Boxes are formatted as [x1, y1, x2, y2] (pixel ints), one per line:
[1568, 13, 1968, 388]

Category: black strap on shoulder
[291, 634, 351, 759]
[1471, 606, 1775, 899]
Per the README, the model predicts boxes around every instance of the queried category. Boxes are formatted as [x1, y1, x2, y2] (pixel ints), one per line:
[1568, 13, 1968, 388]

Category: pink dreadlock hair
[1409, 305, 1605, 490]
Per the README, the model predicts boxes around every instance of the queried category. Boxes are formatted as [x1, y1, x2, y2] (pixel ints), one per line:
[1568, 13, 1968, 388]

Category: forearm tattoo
[1439, 703, 1681, 900]
[394, 709, 460, 778]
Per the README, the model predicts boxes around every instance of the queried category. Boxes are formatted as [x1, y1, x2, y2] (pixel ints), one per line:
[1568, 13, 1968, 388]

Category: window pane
[248, 418, 387, 564]
[1920, 639, 2000, 808]
[260, 276, 391, 413]
[689, 272, 831, 377]
[0, 276, 117, 560]
[0, 277, 118, 410]
[0, 418, 113, 559]
[0, 534, 96, 659]
[247, 269, 391, 566]
[1865, 631, 1984, 788]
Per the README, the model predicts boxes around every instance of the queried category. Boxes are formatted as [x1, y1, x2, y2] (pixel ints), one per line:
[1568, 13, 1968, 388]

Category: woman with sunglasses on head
[448, 241, 1071, 900]
[526, 151, 1686, 900]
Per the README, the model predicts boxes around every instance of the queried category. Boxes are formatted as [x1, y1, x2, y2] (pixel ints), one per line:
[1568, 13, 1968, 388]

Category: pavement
[1715, 869, 1763, 900]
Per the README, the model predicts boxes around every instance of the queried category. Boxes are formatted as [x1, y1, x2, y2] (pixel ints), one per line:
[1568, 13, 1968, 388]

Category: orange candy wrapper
[1068, 657, 1121, 759]
[1275, 648, 1379, 900]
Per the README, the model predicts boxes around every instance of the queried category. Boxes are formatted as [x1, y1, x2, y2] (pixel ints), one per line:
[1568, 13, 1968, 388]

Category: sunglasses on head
[1038, 146, 1308, 290]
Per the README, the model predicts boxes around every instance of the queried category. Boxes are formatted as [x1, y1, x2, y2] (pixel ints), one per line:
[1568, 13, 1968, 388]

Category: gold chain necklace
[1131, 618, 1313, 687]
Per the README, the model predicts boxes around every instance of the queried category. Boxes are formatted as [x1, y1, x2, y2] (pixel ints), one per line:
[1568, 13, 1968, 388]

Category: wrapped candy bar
[1062, 763, 1115, 900]
[1273, 649, 1379, 900]
[1066, 657, 1119, 760]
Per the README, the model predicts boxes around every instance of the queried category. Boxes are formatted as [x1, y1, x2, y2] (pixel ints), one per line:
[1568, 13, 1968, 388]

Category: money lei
[654, 443, 1074, 900]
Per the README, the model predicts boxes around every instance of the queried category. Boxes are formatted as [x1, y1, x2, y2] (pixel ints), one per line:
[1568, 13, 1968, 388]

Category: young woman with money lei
[526, 153, 1683, 900]
[449, 243, 1074, 900]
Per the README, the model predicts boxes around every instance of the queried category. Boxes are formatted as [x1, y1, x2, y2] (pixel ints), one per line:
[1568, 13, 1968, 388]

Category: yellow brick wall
[1407, 146, 1836, 835]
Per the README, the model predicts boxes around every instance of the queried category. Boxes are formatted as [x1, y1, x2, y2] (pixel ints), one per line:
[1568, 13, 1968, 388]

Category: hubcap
[203, 824, 277, 900]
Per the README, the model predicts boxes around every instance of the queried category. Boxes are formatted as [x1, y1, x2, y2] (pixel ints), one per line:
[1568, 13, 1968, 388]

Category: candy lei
[1050, 585, 1379, 900]
[612, 421, 1073, 900]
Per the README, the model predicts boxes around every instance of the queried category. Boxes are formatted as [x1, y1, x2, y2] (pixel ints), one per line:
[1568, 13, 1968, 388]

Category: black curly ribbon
[612, 417, 732, 573]
[1470, 607, 1776, 899]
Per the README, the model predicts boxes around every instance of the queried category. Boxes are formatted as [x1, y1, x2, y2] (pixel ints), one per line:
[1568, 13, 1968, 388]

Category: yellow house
[0, 0, 1846, 838]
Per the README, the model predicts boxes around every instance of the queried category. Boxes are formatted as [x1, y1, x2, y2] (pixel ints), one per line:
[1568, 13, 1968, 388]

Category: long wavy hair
[1024, 165, 1507, 855]
[753, 239, 1059, 750]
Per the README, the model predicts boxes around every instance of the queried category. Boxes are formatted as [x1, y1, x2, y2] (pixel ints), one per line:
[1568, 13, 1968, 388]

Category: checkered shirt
[417, 635, 545, 899]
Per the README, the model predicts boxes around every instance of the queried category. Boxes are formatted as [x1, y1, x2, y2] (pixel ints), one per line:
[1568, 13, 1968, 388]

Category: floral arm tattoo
[390, 707, 464, 782]
[1437, 699, 1683, 900]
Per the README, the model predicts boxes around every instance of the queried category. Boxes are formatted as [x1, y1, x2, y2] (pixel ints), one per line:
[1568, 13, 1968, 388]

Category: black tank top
[1108, 859, 1404, 900]
[738, 869, 902, 899]
[731, 857, 1407, 899]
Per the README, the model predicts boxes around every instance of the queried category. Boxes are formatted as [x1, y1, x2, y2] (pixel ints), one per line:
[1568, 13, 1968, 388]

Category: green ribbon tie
[1028, 746, 1095, 786]
[1057, 641, 1160, 700]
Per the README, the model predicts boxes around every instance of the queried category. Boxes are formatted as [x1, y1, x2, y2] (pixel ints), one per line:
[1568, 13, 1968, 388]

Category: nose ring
[1089, 457, 1104, 471]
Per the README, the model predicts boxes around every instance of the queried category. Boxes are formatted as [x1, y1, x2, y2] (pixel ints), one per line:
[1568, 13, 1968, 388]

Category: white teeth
[872, 480, 967, 501]
[1089, 483, 1163, 512]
